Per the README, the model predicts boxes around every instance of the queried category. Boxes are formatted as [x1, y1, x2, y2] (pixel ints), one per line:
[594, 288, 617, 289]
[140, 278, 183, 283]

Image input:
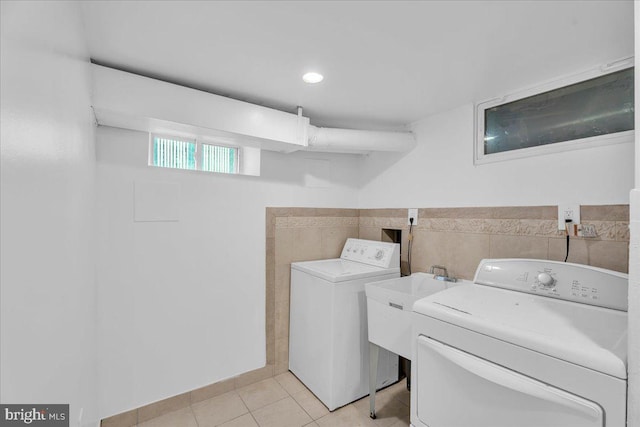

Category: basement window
[475, 59, 634, 164]
[150, 134, 240, 175]
[202, 143, 238, 174]
[151, 135, 197, 170]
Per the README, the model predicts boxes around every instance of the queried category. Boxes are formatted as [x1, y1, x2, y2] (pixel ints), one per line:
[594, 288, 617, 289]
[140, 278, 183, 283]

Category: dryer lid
[413, 285, 628, 379]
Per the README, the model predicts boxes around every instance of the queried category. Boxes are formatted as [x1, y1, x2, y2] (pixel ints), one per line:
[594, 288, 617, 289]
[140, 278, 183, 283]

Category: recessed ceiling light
[302, 72, 324, 84]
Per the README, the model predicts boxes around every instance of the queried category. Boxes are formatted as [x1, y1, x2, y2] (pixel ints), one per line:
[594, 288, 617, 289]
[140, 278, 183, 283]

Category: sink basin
[365, 273, 471, 359]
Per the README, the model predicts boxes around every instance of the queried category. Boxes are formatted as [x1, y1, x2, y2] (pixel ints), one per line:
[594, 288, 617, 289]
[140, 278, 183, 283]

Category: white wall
[626, 2, 639, 424]
[0, 1, 97, 426]
[359, 103, 635, 208]
[95, 126, 361, 418]
[629, 188, 639, 426]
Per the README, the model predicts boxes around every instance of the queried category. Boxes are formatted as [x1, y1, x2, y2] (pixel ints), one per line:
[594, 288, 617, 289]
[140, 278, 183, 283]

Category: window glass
[483, 67, 634, 155]
[202, 144, 237, 174]
[152, 136, 197, 170]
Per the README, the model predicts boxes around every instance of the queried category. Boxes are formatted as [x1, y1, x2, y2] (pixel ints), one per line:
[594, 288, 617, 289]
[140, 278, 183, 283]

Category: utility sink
[365, 272, 472, 419]
[365, 272, 471, 359]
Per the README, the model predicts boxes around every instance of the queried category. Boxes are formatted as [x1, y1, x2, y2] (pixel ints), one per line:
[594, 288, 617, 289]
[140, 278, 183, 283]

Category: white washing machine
[289, 238, 400, 411]
[411, 258, 628, 427]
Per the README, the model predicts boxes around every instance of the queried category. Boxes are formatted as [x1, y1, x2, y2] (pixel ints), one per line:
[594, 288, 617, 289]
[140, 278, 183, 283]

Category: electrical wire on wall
[407, 218, 414, 275]
[564, 219, 572, 262]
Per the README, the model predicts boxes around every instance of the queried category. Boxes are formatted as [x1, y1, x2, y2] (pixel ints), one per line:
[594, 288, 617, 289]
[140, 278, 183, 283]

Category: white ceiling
[81, 1, 634, 131]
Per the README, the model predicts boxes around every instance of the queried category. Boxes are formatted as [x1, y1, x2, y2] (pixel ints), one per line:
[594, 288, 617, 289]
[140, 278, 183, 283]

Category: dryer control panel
[340, 238, 400, 269]
[474, 259, 628, 311]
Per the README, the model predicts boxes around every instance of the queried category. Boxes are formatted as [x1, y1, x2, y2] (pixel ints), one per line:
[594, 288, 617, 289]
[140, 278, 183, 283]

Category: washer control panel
[474, 258, 628, 311]
[340, 238, 400, 269]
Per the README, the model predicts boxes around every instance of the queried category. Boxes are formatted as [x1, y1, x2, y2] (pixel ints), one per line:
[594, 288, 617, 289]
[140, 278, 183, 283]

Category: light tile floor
[136, 373, 410, 427]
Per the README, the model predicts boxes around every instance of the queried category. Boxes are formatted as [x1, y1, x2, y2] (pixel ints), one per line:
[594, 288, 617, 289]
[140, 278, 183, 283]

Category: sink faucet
[429, 265, 457, 282]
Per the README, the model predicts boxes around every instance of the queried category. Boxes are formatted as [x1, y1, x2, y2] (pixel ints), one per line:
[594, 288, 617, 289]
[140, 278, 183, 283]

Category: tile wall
[267, 204, 629, 380]
[359, 205, 630, 279]
[266, 208, 360, 374]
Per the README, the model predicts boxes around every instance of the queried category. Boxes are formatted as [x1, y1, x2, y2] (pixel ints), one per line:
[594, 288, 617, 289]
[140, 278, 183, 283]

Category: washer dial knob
[537, 272, 555, 288]
[375, 249, 384, 260]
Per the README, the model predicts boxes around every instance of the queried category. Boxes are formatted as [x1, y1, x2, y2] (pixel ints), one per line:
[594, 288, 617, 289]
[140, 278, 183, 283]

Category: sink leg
[369, 342, 379, 419]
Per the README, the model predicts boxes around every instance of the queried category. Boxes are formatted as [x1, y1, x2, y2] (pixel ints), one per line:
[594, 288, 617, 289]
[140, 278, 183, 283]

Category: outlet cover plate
[408, 208, 418, 226]
[558, 204, 580, 230]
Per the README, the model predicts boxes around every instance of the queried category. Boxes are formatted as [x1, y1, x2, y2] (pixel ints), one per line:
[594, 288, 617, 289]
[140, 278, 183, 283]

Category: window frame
[149, 133, 240, 175]
[474, 58, 634, 165]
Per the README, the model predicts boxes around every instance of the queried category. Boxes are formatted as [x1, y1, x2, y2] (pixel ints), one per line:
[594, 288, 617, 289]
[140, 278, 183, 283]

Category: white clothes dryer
[411, 258, 628, 427]
[289, 238, 400, 411]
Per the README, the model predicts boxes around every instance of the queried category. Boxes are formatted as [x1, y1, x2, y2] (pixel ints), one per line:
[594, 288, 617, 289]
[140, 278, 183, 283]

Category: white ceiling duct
[307, 125, 415, 154]
[91, 64, 415, 154]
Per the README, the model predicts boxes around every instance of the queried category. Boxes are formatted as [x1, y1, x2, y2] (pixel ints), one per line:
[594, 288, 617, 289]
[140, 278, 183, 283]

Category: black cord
[564, 219, 572, 262]
[407, 219, 414, 275]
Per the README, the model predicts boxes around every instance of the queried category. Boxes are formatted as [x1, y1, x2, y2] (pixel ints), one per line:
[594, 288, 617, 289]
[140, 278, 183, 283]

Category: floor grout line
[269, 373, 327, 426]
[247, 410, 261, 427]
[279, 376, 316, 422]
[137, 374, 409, 427]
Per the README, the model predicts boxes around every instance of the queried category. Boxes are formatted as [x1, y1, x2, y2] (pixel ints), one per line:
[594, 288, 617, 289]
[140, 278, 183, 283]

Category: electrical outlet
[408, 208, 418, 226]
[558, 204, 580, 230]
